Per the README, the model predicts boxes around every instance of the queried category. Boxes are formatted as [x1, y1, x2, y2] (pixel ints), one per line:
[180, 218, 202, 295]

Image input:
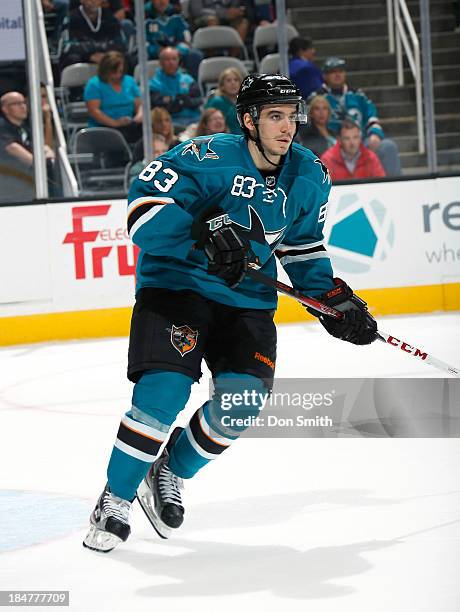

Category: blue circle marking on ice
[0, 490, 91, 553]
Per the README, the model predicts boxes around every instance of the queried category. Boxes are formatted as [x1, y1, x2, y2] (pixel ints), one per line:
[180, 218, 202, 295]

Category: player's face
[324, 68, 346, 89]
[340, 126, 361, 156]
[256, 104, 297, 156]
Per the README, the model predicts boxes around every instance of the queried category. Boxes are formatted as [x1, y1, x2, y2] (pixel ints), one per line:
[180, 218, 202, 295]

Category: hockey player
[83, 74, 378, 553]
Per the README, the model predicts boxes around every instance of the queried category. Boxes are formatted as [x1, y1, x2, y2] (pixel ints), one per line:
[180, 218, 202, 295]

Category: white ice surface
[1, 312, 460, 612]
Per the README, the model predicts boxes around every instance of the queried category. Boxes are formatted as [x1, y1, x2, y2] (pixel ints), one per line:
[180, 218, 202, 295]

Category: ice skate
[83, 484, 132, 553]
[137, 427, 184, 539]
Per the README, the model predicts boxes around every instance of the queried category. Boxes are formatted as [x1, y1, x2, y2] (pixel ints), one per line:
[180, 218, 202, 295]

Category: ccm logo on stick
[386, 336, 428, 360]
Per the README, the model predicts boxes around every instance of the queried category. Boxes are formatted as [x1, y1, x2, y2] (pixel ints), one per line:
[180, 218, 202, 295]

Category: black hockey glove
[192, 207, 249, 288]
[308, 278, 378, 345]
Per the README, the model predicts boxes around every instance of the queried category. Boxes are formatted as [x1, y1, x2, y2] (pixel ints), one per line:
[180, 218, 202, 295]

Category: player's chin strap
[249, 127, 284, 168]
[248, 117, 300, 168]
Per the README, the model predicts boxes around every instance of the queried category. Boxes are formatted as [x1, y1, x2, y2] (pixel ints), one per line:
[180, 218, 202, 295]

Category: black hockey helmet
[236, 73, 307, 130]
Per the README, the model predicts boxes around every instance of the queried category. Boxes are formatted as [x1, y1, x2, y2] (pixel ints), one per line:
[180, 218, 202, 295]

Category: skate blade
[82, 524, 123, 553]
[136, 480, 172, 540]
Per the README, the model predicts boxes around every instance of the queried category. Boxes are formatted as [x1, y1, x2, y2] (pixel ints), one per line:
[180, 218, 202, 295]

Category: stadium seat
[259, 53, 281, 74]
[72, 128, 132, 195]
[134, 60, 160, 83]
[56, 63, 98, 140]
[253, 24, 298, 70]
[198, 57, 248, 96]
[192, 26, 249, 62]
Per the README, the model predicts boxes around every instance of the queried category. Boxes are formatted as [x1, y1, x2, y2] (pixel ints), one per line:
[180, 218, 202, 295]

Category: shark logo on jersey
[182, 137, 219, 162]
[314, 158, 331, 184]
[232, 205, 286, 250]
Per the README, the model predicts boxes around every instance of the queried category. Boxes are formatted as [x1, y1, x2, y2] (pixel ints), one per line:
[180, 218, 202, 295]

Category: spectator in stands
[42, 0, 69, 43]
[196, 107, 228, 135]
[41, 85, 55, 151]
[288, 37, 323, 101]
[69, 0, 134, 38]
[204, 67, 242, 134]
[0, 92, 55, 202]
[129, 133, 169, 186]
[180, 106, 228, 140]
[151, 106, 181, 149]
[321, 119, 385, 181]
[297, 95, 336, 157]
[145, 0, 203, 79]
[84, 50, 142, 142]
[70, 0, 126, 19]
[313, 57, 401, 176]
[189, 0, 249, 44]
[149, 47, 202, 127]
[61, 0, 126, 69]
[245, 0, 275, 25]
[145, 0, 174, 18]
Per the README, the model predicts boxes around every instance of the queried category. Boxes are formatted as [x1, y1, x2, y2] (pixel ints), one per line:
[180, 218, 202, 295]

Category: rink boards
[0, 175, 459, 345]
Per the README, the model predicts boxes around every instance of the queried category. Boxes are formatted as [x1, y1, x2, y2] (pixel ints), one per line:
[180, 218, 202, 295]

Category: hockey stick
[246, 265, 460, 377]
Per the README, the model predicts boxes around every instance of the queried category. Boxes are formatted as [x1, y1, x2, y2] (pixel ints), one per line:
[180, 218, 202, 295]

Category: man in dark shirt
[0, 91, 34, 202]
[0, 92, 32, 169]
[0, 92, 55, 203]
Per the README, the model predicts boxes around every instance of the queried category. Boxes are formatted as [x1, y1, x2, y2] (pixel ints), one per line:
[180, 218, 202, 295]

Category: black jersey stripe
[189, 410, 230, 456]
[117, 421, 163, 456]
[276, 244, 327, 258]
[127, 202, 166, 234]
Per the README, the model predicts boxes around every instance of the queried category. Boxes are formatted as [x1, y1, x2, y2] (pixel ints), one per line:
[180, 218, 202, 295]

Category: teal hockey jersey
[127, 133, 334, 310]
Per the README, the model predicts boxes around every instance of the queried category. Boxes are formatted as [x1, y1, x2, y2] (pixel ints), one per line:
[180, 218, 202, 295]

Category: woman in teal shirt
[204, 67, 243, 135]
[84, 51, 143, 143]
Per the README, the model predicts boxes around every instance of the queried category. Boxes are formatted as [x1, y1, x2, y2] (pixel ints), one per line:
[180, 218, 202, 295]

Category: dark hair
[339, 119, 361, 134]
[98, 51, 125, 83]
[289, 36, 313, 58]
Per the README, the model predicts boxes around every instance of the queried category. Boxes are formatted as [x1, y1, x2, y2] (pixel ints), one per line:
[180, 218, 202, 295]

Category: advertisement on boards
[0, 176, 459, 319]
[0, 0, 26, 62]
